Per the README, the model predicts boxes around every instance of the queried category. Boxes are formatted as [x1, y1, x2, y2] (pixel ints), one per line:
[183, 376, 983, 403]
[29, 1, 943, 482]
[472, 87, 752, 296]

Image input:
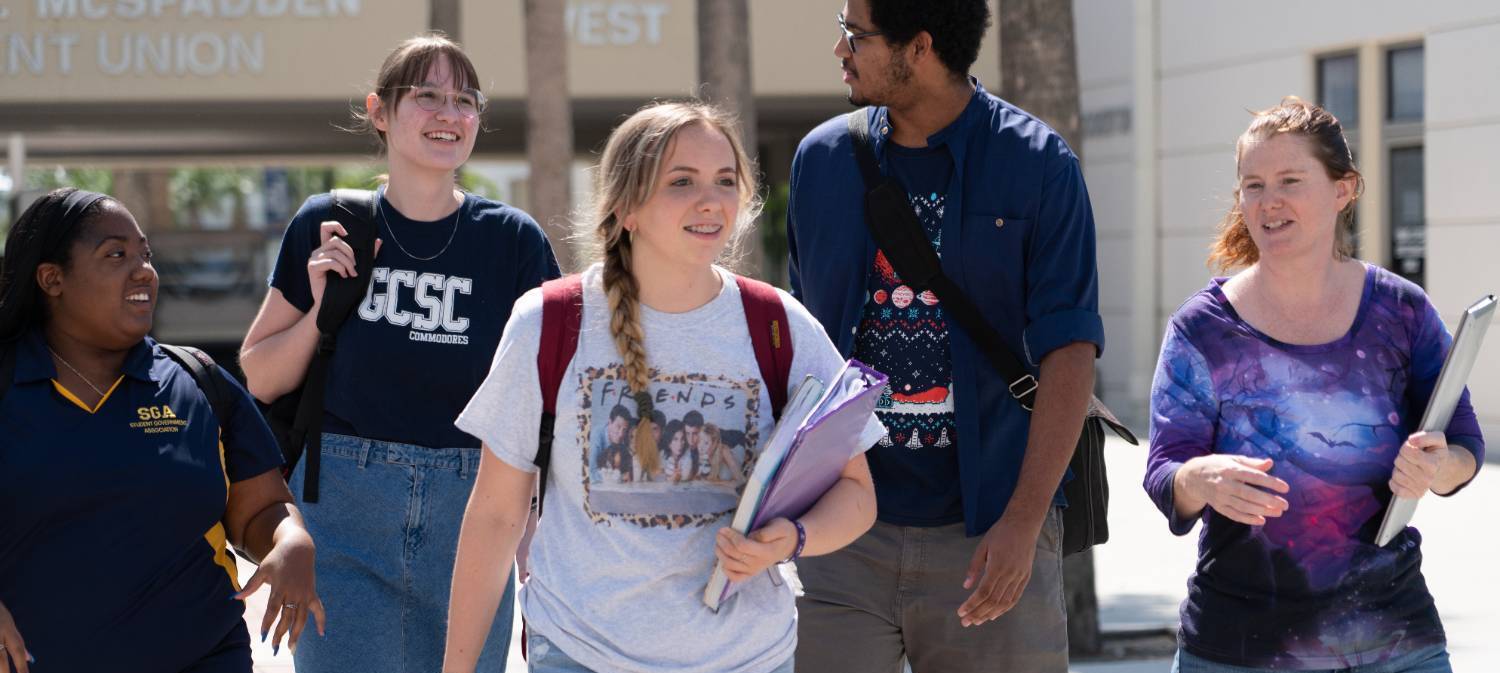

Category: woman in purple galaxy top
[1145, 98, 1484, 673]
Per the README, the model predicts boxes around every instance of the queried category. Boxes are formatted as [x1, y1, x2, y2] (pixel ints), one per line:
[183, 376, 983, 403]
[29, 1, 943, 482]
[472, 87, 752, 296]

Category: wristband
[783, 519, 807, 563]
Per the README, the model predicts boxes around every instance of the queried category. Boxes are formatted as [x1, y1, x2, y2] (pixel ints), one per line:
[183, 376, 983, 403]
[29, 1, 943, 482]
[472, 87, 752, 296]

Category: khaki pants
[795, 508, 1068, 673]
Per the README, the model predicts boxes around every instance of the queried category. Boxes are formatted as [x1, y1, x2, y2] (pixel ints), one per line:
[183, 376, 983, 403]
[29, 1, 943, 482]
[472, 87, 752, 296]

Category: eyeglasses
[837, 15, 885, 54]
[393, 85, 487, 118]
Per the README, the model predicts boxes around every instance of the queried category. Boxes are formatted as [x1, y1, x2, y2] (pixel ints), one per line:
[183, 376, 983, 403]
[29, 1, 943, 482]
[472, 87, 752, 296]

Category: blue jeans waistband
[319, 432, 482, 477]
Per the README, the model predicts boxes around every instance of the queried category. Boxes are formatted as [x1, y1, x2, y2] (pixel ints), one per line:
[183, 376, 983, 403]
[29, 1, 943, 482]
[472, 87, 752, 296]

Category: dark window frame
[1316, 51, 1361, 131]
[1386, 43, 1425, 123]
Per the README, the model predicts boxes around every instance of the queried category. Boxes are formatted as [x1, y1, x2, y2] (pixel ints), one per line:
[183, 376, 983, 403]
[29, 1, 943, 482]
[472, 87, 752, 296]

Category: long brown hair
[1207, 96, 1364, 272]
[584, 101, 762, 472]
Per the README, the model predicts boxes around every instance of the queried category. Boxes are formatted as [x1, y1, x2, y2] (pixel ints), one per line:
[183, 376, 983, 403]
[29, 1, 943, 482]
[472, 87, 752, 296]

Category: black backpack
[257, 189, 379, 503]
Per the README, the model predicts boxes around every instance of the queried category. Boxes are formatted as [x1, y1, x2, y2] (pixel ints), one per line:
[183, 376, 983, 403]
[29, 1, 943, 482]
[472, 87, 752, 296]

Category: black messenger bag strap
[846, 110, 1137, 555]
[846, 110, 1042, 407]
[290, 188, 379, 503]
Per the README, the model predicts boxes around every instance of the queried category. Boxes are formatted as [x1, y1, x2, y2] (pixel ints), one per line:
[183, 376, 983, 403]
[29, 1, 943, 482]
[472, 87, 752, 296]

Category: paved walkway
[244, 437, 1500, 672]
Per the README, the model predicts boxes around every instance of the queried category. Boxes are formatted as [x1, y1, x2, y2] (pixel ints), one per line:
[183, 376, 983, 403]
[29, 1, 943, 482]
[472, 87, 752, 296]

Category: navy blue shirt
[0, 330, 283, 672]
[270, 189, 560, 449]
[788, 80, 1104, 536]
[854, 142, 964, 526]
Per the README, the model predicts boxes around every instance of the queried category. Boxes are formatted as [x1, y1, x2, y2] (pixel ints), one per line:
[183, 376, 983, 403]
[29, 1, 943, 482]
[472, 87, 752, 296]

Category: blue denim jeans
[1173, 644, 1451, 673]
[290, 433, 515, 673]
[526, 633, 795, 673]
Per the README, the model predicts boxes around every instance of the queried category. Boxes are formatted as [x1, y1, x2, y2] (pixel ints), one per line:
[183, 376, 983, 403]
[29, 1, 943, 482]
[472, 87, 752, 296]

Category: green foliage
[761, 182, 791, 286]
[169, 167, 256, 226]
[27, 166, 113, 194]
[459, 168, 501, 200]
[280, 165, 384, 206]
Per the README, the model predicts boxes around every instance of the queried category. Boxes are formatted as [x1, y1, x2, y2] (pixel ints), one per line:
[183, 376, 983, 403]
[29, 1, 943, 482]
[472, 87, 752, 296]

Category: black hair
[0, 188, 115, 343]
[659, 419, 685, 454]
[868, 0, 991, 79]
[609, 403, 635, 424]
[682, 410, 704, 428]
[651, 409, 665, 427]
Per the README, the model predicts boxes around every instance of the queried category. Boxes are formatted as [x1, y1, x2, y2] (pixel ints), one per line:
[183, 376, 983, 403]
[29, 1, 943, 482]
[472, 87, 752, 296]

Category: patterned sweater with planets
[854, 141, 964, 526]
[1145, 264, 1484, 669]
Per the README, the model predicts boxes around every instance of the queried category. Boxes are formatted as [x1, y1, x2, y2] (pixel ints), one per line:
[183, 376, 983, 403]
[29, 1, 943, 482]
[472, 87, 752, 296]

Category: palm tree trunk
[524, 0, 575, 271]
[998, 0, 1101, 658]
[696, 0, 765, 280]
[429, 0, 461, 40]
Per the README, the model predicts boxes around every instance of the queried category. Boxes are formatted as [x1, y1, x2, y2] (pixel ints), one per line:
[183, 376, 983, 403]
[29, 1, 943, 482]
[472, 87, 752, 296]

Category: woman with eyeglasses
[240, 33, 560, 673]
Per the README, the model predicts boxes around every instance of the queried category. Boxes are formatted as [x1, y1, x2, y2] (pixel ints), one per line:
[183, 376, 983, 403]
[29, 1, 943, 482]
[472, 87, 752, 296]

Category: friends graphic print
[1145, 265, 1484, 669]
[576, 368, 765, 529]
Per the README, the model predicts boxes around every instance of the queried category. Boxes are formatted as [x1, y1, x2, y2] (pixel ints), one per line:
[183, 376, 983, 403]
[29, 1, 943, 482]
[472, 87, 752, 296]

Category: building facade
[2, 0, 1494, 436]
[1077, 0, 1499, 436]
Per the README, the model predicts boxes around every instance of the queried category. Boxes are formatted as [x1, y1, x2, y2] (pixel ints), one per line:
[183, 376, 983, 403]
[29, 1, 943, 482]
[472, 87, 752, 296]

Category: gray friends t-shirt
[456, 264, 884, 673]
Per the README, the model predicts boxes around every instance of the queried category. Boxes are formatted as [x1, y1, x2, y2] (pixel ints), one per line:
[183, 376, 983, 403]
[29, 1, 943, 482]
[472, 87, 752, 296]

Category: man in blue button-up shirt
[789, 2, 1102, 671]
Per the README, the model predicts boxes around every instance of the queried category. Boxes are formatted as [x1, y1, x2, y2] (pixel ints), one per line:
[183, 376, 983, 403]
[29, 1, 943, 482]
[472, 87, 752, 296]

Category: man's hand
[956, 515, 1040, 627]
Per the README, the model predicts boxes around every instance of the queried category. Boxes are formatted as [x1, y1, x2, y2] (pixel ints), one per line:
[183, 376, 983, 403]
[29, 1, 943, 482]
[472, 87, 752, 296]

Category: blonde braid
[585, 101, 762, 478]
[602, 235, 662, 476]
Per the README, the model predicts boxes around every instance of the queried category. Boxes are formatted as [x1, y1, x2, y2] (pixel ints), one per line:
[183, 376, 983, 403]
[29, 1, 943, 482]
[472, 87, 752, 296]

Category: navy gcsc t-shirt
[270, 188, 560, 449]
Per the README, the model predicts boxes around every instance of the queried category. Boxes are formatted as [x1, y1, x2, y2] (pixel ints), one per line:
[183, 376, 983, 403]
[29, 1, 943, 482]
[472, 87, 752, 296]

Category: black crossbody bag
[259, 188, 379, 503]
[846, 110, 1138, 555]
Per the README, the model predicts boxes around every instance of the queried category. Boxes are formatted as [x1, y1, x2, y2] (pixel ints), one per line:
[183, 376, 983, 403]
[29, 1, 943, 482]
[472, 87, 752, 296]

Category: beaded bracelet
[784, 519, 807, 563]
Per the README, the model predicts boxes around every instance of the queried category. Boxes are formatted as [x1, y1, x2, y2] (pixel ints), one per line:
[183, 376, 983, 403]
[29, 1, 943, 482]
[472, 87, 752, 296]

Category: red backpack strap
[538, 275, 585, 416]
[736, 275, 794, 421]
[534, 274, 584, 516]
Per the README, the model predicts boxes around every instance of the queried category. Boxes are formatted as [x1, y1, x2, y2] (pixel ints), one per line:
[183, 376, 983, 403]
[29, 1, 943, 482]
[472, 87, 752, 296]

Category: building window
[1387, 46, 1424, 122]
[1318, 53, 1360, 129]
[1389, 146, 1424, 284]
[1384, 44, 1424, 285]
[1317, 53, 1362, 252]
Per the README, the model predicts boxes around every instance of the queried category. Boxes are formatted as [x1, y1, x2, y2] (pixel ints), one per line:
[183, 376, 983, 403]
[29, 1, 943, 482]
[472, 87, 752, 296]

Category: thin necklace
[378, 189, 464, 262]
[47, 345, 108, 399]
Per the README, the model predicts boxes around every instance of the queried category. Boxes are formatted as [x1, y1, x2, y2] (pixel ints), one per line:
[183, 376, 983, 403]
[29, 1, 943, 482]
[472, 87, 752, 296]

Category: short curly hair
[868, 0, 991, 78]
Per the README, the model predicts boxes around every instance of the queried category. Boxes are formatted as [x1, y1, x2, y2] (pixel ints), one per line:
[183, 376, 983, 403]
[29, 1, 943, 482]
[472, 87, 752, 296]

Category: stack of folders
[703, 359, 889, 611]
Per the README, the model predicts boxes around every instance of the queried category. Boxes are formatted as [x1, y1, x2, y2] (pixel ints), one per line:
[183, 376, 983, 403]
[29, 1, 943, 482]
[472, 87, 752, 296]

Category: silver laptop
[1375, 294, 1496, 546]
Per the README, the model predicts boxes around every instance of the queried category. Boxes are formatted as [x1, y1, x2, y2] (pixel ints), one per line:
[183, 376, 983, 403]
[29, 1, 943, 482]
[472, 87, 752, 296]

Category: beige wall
[0, 0, 426, 102]
[461, 0, 1000, 99]
[1076, 0, 1500, 432]
[2, 0, 1002, 103]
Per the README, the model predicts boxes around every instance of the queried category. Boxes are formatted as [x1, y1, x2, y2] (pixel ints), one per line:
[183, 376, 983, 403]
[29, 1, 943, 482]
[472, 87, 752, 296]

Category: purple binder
[747, 360, 888, 532]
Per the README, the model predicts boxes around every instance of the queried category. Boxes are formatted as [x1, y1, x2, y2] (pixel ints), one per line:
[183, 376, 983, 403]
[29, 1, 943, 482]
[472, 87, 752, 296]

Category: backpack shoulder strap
[316, 189, 379, 335]
[538, 275, 586, 418]
[159, 344, 234, 431]
[533, 274, 585, 515]
[846, 108, 884, 187]
[735, 275, 794, 422]
[289, 189, 379, 503]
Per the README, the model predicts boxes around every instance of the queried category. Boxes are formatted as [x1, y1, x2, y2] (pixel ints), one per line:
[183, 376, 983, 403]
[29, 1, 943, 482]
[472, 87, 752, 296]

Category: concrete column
[7, 134, 23, 191]
[1356, 41, 1388, 265]
[1128, 0, 1159, 426]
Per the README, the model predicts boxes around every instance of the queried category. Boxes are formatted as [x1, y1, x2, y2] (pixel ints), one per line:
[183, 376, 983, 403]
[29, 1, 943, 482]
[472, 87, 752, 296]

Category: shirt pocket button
[994, 217, 1005, 228]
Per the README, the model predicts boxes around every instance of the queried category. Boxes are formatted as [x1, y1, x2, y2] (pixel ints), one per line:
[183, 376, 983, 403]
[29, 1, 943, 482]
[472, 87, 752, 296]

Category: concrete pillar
[1128, 0, 1160, 427]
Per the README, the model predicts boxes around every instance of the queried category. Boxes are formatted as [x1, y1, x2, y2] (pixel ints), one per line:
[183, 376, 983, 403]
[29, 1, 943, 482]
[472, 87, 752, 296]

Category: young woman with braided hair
[444, 101, 884, 673]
